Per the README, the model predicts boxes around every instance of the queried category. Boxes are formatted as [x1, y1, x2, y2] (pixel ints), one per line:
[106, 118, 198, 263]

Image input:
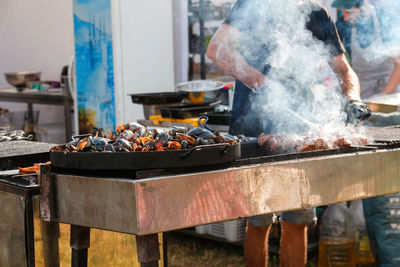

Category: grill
[33, 125, 400, 266]
[46, 126, 400, 178]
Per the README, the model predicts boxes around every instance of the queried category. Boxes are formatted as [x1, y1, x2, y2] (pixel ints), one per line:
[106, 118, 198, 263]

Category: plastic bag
[349, 199, 375, 266]
[318, 203, 356, 267]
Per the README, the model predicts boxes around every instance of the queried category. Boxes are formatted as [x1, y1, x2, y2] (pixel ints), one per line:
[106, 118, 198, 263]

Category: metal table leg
[27, 102, 34, 126]
[40, 221, 60, 267]
[70, 225, 90, 267]
[136, 234, 160, 267]
[162, 232, 168, 267]
[25, 192, 35, 267]
[26, 102, 35, 138]
[64, 101, 72, 143]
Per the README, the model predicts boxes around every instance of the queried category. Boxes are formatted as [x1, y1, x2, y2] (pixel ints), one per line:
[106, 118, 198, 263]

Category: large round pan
[50, 143, 240, 171]
[176, 80, 224, 104]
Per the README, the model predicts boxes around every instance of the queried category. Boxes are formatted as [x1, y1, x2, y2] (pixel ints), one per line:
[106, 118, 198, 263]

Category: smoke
[354, 0, 400, 62]
[229, 0, 348, 135]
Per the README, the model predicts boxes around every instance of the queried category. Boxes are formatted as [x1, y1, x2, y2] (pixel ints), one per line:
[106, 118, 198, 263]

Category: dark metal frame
[0, 180, 39, 267]
[40, 164, 164, 267]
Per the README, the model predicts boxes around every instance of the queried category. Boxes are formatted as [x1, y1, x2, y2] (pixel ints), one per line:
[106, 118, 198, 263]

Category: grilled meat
[258, 132, 370, 153]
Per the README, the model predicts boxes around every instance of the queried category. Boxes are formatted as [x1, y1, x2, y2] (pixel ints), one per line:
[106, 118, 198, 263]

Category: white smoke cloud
[354, 0, 400, 62]
[230, 0, 348, 134]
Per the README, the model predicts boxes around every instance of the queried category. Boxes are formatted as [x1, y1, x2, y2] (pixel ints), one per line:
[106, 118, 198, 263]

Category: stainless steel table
[0, 88, 73, 142]
[0, 141, 58, 267]
[39, 147, 400, 266]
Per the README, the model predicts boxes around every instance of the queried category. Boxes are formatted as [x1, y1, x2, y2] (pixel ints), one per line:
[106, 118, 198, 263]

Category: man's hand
[249, 79, 271, 93]
[345, 100, 371, 125]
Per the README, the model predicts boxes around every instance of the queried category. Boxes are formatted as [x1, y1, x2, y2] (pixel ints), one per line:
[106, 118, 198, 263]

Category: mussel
[66, 139, 79, 151]
[168, 141, 181, 150]
[222, 134, 239, 144]
[176, 133, 196, 146]
[117, 122, 147, 136]
[50, 145, 66, 152]
[142, 140, 155, 151]
[155, 132, 169, 144]
[169, 126, 186, 136]
[180, 140, 190, 150]
[91, 127, 106, 138]
[77, 137, 92, 151]
[92, 137, 108, 151]
[113, 139, 132, 152]
[103, 143, 116, 152]
[120, 130, 135, 142]
[195, 138, 215, 146]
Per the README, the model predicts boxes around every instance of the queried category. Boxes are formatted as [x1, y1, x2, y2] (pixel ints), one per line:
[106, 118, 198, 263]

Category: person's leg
[245, 214, 273, 267]
[363, 193, 400, 266]
[245, 222, 271, 267]
[280, 209, 315, 267]
[280, 221, 307, 267]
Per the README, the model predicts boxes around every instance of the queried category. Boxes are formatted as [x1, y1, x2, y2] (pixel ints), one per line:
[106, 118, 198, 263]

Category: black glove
[345, 100, 371, 125]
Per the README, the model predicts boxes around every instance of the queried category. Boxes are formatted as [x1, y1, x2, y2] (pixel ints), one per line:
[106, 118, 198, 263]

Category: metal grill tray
[50, 143, 240, 171]
[363, 126, 400, 142]
[159, 102, 220, 119]
[129, 92, 186, 105]
[239, 140, 376, 160]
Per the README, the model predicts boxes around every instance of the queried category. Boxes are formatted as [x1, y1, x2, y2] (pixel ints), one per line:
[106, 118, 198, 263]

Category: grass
[33, 201, 317, 267]
[167, 231, 245, 267]
[166, 231, 318, 267]
[33, 219, 317, 267]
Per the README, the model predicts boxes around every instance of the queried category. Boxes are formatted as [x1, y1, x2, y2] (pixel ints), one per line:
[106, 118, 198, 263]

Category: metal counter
[41, 148, 400, 236]
[0, 88, 73, 142]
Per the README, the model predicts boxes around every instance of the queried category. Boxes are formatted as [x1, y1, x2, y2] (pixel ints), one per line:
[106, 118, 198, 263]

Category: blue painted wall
[73, 0, 115, 133]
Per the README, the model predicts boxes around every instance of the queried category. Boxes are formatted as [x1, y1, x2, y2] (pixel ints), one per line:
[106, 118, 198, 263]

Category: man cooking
[206, 0, 371, 266]
[333, 0, 400, 265]
[334, 0, 400, 98]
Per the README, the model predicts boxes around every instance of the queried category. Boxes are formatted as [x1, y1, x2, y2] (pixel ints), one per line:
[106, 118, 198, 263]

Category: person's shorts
[248, 208, 316, 227]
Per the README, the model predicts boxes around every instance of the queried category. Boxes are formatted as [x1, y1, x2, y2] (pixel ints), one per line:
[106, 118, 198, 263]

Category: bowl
[4, 71, 42, 91]
[176, 80, 224, 104]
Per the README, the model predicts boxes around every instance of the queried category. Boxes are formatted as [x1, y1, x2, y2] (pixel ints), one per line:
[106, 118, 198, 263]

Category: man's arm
[331, 53, 371, 124]
[383, 56, 400, 94]
[206, 24, 268, 91]
[330, 53, 361, 101]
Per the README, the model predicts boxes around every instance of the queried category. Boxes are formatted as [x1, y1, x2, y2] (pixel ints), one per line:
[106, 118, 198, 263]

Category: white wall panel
[113, 0, 176, 124]
[0, 0, 75, 125]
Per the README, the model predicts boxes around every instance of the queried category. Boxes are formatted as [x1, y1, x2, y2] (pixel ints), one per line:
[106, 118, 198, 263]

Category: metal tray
[129, 92, 186, 105]
[201, 111, 232, 126]
[239, 139, 376, 160]
[50, 143, 240, 171]
[160, 101, 220, 119]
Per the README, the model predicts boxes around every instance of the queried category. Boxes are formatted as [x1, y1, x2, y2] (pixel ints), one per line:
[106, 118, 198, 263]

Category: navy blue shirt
[224, 0, 345, 136]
